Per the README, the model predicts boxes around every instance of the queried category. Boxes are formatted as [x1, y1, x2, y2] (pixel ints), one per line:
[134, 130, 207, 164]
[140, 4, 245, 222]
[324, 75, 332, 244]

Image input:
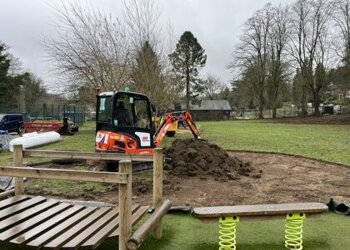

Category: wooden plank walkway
[0, 195, 149, 249]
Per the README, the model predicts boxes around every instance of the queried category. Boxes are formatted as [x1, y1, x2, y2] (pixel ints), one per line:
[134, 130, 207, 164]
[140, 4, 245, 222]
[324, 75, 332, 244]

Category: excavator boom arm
[154, 111, 200, 147]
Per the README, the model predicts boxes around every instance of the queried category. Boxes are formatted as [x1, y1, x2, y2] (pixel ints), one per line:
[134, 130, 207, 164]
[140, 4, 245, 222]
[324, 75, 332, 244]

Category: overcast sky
[0, 0, 290, 92]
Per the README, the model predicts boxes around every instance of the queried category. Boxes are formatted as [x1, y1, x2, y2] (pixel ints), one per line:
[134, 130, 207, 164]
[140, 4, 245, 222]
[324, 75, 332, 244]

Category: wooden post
[13, 144, 24, 195]
[118, 160, 132, 250]
[127, 200, 172, 250]
[152, 148, 163, 239]
[0, 189, 15, 200]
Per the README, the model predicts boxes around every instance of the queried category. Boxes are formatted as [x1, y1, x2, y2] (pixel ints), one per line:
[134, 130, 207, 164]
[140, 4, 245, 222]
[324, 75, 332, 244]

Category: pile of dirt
[164, 139, 260, 180]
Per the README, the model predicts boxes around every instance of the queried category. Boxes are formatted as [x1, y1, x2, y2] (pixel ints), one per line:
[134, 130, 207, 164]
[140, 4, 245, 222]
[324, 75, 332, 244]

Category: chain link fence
[0, 103, 86, 126]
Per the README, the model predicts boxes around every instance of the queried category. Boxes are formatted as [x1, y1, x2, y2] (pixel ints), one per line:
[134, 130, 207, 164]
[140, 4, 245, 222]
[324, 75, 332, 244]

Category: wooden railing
[0, 145, 168, 250]
[0, 166, 128, 184]
[23, 149, 153, 162]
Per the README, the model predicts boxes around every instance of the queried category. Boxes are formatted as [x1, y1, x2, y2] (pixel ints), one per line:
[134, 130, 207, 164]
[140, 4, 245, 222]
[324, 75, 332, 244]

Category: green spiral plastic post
[285, 213, 305, 250]
[219, 216, 239, 250]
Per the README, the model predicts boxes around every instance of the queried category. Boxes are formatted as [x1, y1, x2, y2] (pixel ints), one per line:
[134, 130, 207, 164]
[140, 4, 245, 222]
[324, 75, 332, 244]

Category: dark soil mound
[165, 139, 259, 180]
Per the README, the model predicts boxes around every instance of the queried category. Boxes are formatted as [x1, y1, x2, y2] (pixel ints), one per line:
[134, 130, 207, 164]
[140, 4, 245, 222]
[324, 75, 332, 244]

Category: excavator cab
[96, 91, 155, 154]
[96, 90, 200, 156]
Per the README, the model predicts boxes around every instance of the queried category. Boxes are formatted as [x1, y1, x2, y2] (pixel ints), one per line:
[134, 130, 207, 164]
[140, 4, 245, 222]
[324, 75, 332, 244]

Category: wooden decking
[0, 146, 168, 250]
[0, 195, 149, 249]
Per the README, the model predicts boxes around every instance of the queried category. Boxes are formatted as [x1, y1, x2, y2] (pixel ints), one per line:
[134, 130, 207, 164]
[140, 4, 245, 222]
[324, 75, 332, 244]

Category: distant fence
[0, 104, 86, 126]
[234, 109, 299, 120]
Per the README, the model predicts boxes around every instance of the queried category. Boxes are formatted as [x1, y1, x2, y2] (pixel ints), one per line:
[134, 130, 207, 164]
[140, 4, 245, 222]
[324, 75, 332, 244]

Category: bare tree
[231, 80, 254, 113]
[231, 4, 273, 118]
[288, 0, 332, 116]
[267, 4, 290, 118]
[122, 0, 161, 52]
[123, 0, 177, 112]
[203, 74, 225, 100]
[333, 0, 350, 64]
[44, 1, 130, 100]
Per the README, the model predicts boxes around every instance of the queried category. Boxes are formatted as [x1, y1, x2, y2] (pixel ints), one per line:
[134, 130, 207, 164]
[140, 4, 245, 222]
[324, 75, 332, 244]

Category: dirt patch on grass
[130, 152, 350, 207]
[24, 152, 350, 208]
[268, 114, 350, 125]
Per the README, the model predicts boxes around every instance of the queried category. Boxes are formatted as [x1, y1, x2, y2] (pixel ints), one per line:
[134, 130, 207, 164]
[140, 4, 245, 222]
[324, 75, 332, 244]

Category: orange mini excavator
[95, 90, 200, 155]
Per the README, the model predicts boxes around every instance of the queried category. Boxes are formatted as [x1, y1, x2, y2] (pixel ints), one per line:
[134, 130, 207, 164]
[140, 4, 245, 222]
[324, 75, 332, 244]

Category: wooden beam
[23, 150, 153, 162]
[152, 148, 163, 239]
[193, 203, 329, 218]
[13, 145, 24, 195]
[127, 200, 171, 250]
[0, 190, 15, 200]
[197, 213, 325, 224]
[0, 167, 128, 184]
[118, 160, 132, 250]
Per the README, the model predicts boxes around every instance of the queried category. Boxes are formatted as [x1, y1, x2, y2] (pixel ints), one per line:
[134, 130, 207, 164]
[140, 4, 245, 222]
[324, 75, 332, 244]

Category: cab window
[97, 96, 112, 122]
[0, 115, 5, 122]
[113, 94, 151, 129]
[113, 94, 133, 127]
[134, 97, 151, 129]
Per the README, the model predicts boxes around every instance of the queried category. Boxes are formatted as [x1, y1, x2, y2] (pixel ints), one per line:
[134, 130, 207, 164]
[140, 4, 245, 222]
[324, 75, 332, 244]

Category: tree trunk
[272, 106, 277, 119]
[272, 90, 278, 119]
[313, 91, 321, 116]
[258, 106, 264, 119]
[186, 68, 190, 110]
[300, 81, 307, 117]
[301, 102, 307, 117]
[258, 89, 264, 119]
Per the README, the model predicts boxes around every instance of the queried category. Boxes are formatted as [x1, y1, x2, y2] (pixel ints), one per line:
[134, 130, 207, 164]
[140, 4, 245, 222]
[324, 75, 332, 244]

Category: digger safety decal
[96, 133, 108, 144]
[135, 132, 151, 147]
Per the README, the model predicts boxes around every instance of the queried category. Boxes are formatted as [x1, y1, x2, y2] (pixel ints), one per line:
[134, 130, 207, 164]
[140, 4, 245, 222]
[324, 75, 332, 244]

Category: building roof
[184, 100, 232, 111]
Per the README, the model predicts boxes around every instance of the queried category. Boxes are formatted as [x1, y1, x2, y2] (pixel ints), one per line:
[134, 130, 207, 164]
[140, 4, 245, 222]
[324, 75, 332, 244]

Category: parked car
[0, 114, 24, 134]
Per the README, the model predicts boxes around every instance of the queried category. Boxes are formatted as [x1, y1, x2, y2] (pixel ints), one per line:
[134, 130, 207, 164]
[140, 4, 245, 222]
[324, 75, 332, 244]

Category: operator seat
[115, 101, 131, 127]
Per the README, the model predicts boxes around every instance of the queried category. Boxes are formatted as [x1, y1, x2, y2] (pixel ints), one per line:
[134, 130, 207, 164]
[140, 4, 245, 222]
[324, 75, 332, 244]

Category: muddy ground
[24, 151, 350, 207]
[97, 152, 350, 207]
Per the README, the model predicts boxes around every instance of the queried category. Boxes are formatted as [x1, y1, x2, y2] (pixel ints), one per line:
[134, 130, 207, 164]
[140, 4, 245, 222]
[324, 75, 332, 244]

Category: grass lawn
[0, 120, 349, 249]
[42, 123, 96, 152]
[131, 213, 350, 250]
[0, 123, 96, 166]
[1, 213, 348, 250]
[199, 120, 350, 165]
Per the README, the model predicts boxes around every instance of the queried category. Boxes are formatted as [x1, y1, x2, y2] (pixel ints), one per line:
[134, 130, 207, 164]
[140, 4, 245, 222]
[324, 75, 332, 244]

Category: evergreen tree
[312, 63, 327, 116]
[169, 31, 207, 109]
[0, 43, 20, 109]
[22, 73, 47, 111]
[131, 41, 162, 96]
[0, 43, 11, 103]
[131, 41, 175, 112]
[0, 42, 47, 111]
